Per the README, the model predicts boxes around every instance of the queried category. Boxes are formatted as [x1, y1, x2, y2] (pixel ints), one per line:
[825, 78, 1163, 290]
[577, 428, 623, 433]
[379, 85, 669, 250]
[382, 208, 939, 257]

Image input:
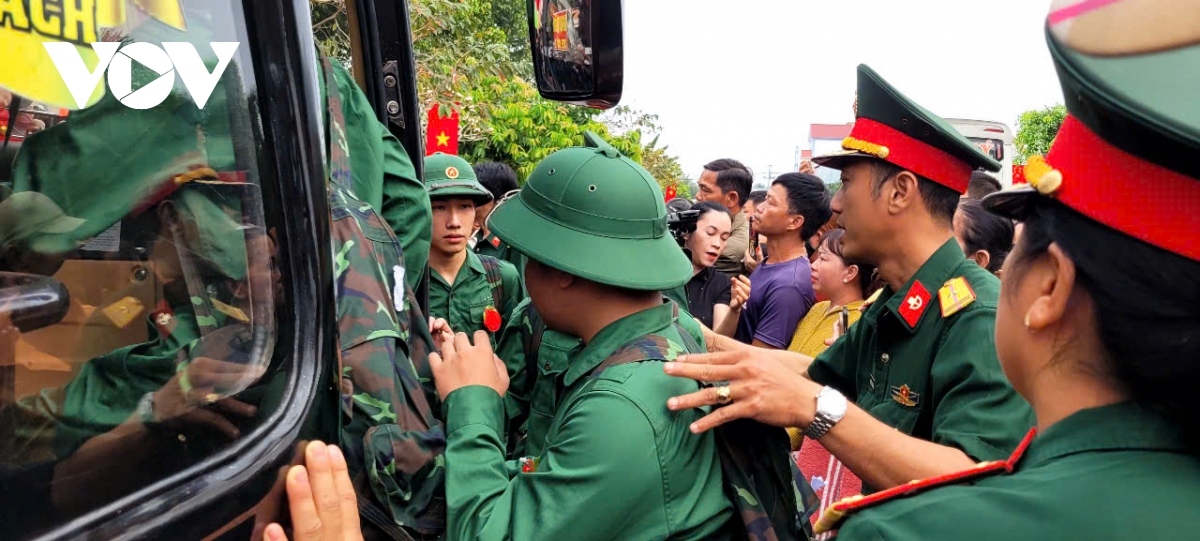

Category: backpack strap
[478, 254, 506, 314]
[525, 304, 546, 362]
[588, 303, 703, 379]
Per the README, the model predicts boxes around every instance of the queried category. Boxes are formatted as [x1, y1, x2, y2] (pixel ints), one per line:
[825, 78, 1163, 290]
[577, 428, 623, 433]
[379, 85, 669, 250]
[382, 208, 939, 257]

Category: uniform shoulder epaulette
[861, 288, 884, 310]
[814, 428, 1036, 534]
[938, 276, 976, 318]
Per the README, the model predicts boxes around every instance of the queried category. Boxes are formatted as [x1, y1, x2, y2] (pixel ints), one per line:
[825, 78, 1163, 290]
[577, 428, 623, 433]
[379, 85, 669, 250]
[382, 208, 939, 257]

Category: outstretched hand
[663, 351, 822, 433]
[428, 331, 510, 401]
[264, 441, 364, 541]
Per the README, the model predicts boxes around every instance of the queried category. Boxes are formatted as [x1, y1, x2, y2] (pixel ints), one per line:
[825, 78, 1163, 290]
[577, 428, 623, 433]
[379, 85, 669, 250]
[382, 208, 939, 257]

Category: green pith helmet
[424, 152, 492, 205]
[487, 131, 692, 291]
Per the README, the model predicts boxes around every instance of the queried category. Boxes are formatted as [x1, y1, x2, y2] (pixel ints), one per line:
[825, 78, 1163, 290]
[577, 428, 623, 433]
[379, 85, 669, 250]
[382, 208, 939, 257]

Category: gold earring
[1024, 314, 1031, 329]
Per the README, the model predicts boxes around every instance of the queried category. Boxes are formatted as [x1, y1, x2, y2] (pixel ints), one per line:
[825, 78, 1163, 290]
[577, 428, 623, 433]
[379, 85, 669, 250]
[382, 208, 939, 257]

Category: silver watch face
[819, 388, 849, 422]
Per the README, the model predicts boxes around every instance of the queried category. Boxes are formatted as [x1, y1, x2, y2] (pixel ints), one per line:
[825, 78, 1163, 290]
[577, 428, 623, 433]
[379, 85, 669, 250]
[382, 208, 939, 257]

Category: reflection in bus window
[0, 2, 281, 538]
[532, 0, 594, 93]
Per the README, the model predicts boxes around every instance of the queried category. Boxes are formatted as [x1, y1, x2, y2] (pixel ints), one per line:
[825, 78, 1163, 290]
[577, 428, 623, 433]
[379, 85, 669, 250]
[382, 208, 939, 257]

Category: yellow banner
[0, 0, 186, 109]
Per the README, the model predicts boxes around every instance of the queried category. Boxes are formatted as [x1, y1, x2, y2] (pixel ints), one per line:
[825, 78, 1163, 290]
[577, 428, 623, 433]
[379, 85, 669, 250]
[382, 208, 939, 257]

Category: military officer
[665, 64, 1034, 492]
[425, 153, 522, 346]
[816, 3, 1200, 538]
[426, 133, 734, 540]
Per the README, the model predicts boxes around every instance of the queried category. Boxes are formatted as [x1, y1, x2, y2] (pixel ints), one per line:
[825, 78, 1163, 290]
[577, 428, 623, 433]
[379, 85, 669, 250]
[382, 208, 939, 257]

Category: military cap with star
[984, 0, 1200, 262]
[813, 64, 1001, 194]
[424, 152, 493, 205]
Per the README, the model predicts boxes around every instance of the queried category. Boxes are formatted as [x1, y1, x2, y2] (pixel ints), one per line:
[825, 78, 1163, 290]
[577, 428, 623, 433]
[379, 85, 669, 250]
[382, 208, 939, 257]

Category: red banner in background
[664, 185, 677, 202]
[426, 105, 459, 155]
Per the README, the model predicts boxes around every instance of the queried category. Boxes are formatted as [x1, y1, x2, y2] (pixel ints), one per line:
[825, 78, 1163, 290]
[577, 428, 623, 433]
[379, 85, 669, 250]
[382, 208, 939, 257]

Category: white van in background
[947, 118, 1015, 187]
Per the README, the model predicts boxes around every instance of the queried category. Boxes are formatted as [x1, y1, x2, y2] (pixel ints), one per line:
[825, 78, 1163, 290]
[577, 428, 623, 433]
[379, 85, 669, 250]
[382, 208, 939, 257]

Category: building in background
[808, 123, 853, 186]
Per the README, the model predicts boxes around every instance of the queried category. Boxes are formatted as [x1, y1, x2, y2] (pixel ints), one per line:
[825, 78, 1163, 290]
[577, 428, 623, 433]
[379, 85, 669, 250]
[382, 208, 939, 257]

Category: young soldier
[429, 134, 734, 540]
[668, 65, 1034, 494]
[425, 153, 522, 345]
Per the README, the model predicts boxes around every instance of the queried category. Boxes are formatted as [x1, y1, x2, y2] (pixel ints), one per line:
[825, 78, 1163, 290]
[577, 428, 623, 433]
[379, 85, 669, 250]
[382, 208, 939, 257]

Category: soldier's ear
[887, 170, 919, 215]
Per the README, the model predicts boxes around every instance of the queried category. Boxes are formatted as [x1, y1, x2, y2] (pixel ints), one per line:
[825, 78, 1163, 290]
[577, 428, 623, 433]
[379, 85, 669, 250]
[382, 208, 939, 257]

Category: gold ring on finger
[204, 392, 220, 404]
[715, 384, 732, 405]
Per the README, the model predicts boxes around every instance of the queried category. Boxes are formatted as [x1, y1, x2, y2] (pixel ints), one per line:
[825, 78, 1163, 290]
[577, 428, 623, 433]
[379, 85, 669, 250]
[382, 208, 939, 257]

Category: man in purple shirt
[736, 173, 831, 349]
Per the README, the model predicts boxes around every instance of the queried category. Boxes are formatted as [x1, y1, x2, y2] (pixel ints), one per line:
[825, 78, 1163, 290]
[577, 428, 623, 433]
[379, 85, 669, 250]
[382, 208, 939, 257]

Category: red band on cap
[847, 118, 972, 193]
[1046, 115, 1200, 261]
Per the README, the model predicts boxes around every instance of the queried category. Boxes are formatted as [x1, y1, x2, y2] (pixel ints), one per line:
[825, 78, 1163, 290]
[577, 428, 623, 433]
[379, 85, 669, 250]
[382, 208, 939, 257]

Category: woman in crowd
[662, 4, 1200, 535]
[784, 228, 875, 532]
[954, 198, 1012, 276]
[684, 202, 750, 336]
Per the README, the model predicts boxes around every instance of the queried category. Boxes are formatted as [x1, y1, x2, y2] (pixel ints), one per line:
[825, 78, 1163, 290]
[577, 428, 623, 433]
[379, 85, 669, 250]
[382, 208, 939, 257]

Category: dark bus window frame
[19, 0, 335, 538]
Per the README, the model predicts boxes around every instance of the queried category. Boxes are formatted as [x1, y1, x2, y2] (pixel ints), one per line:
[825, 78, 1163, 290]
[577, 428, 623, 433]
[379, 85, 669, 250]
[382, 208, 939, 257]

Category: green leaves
[1014, 105, 1067, 165]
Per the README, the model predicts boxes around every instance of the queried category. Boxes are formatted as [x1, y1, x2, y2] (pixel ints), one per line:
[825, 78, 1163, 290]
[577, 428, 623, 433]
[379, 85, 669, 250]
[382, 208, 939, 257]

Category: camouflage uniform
[320, 57, 446, 537]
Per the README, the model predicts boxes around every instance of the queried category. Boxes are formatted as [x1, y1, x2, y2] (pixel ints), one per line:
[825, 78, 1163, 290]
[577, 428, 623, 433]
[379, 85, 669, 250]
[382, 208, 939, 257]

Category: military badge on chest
[890, 384, 919, 407]
[483, 306, 503, 333]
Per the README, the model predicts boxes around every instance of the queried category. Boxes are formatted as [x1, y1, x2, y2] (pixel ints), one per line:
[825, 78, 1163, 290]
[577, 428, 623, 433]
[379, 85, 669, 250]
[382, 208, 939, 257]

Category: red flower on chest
[483, 306, 502, 332]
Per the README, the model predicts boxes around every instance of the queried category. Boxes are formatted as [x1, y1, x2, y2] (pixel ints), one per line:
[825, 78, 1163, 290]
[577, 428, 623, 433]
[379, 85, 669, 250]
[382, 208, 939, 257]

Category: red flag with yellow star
[426, 105, 459, 155]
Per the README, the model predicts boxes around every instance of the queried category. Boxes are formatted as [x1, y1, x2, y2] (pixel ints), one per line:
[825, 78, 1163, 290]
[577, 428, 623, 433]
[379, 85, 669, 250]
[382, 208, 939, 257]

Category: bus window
[0, 2, 283, 537]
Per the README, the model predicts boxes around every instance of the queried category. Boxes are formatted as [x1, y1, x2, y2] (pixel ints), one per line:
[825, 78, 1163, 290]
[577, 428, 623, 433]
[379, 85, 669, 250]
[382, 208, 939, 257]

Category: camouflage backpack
[588, 311, 814, 541]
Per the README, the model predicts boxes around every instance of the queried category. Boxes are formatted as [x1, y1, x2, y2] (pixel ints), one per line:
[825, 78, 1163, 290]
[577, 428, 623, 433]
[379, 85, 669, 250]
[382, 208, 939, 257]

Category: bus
[946, 118, 1016, 187]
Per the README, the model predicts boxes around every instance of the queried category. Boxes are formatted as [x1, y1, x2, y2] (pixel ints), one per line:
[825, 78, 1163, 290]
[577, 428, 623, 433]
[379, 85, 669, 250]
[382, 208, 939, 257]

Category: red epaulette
[814, 428, 1036, 535]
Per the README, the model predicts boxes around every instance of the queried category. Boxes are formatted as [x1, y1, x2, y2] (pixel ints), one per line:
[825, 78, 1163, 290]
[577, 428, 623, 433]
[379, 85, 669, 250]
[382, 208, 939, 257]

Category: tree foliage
[1014, 105, 1067, 165]
[459, 78, 643, 181]
[309, 0, 688, 194]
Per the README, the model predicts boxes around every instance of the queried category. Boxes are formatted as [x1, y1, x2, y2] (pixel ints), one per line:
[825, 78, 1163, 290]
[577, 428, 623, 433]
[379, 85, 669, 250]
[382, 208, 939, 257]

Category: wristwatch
[137, 391, 158, 424]
[803, 386, 848, 440]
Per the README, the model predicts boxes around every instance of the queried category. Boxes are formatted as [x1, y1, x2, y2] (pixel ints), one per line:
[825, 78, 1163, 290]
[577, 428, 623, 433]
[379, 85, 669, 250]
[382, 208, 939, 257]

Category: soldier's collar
[1021, 402, 1189, 469]
[562, 302, 676, 386]
[465, 249, 487, 275]
[883, 238, 965, 333]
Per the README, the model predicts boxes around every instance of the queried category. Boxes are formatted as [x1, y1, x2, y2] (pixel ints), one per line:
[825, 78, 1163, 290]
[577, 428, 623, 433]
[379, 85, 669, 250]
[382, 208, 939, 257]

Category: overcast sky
[618, 0, 1065, 185]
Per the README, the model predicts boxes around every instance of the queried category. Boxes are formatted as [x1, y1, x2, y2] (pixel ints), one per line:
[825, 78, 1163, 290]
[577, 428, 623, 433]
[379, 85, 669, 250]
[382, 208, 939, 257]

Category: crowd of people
[1, 2, 1197, 540]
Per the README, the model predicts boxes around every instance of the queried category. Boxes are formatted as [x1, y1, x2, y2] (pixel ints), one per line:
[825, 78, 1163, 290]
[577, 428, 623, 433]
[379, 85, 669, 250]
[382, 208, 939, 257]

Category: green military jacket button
[880, 352, 889, 364]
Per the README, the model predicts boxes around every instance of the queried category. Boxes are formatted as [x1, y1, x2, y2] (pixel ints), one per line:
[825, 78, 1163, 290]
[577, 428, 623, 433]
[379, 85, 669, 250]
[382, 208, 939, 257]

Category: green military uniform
[497, 297, 706, 459]
[807, 239, 1032, 465]
[473, 228, 528, 290]
[809, 65, 1034, 481]
[322, 59, 431, 291]
[424, 153, 522, 344]
[320, 58, 446, 536]
[824, 4, 1200, 538]
[441, 133, 734, 540]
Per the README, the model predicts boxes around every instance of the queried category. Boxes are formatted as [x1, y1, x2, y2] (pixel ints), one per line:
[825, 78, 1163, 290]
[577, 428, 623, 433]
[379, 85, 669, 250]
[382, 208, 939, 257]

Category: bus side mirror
[528, 0, 622, 109]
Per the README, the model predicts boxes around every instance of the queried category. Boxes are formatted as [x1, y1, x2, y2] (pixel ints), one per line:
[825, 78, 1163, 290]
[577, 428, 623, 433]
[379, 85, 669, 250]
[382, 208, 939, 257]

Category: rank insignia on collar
[519, 456, 541, 473]
[490, 235, 501, 248]
[890, 385, 919, 407]
[897, 280, 931, 328]
[814, 428, 1037, 534]
[938, 277, 976, 318]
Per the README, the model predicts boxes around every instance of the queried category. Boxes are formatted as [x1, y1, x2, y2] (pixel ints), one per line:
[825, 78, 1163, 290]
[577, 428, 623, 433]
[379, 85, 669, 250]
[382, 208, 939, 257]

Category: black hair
[967, 171, 1002, 200]
[819, 228, 879, 295]
[691, 201, 732, 221]
[703, 159, 753, 208]
[772, 173, 832, 240]
[871, 161, 960, 225]
[1007, 198, 1200, 450]
[957, 198, 1013, 273]
[473, 162, 519, 202]
[747, 190, 768, 206]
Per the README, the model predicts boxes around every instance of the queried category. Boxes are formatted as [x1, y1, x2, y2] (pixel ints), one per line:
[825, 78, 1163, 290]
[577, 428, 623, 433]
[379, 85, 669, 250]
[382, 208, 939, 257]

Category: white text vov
[44, 42, 240, 110]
